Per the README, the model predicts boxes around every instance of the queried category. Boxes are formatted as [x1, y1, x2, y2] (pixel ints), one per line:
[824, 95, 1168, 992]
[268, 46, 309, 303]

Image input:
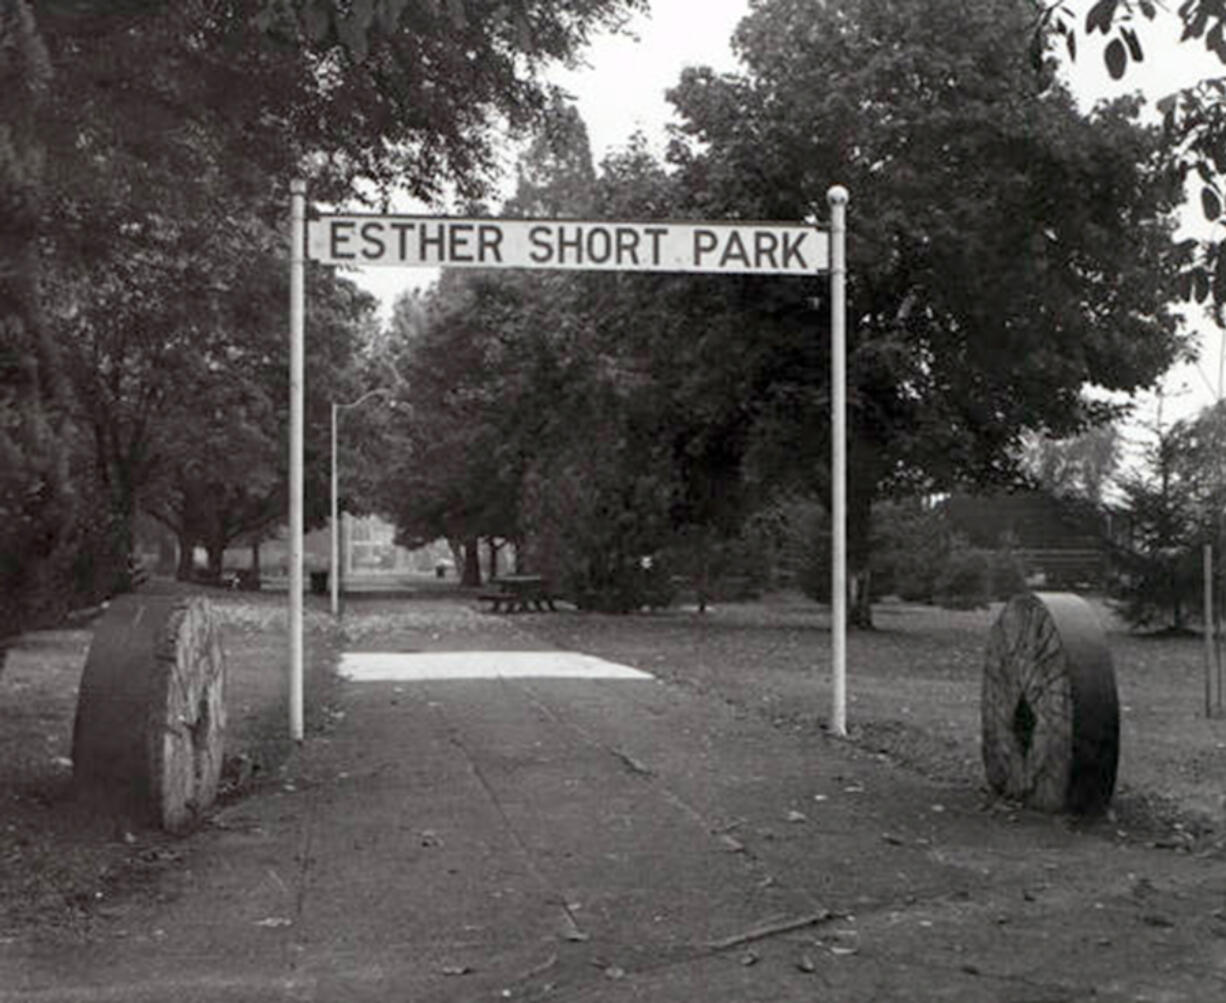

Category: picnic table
[478, 575, 557, 613]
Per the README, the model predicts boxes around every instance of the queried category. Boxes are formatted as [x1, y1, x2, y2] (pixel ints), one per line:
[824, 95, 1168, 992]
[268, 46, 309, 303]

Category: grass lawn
[522, 592, 1226, 840]
[0, 589, 341, 937]
[3, 586, 1224, 938]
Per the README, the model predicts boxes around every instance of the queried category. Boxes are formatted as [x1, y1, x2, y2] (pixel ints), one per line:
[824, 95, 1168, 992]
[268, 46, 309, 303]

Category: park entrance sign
[289, 185, 849, 740]
[308, 215, 829, 275]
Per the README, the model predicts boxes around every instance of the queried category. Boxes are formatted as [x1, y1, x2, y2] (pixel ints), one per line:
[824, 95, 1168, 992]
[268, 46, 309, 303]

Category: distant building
[257, 514, 428, 577]
[941, 489, 1109, 589]
[136, 512, 462, 584]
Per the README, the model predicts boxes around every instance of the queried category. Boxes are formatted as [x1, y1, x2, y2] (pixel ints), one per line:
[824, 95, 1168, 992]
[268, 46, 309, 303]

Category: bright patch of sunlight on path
[339, 651, 654, 682]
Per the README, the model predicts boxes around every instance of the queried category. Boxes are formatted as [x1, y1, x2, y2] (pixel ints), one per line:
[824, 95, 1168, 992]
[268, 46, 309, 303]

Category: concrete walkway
[6, 602, 1226, 1001]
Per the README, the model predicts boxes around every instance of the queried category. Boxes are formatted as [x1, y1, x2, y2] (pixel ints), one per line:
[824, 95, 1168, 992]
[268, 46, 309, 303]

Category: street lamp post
[330, 388, 389, 616]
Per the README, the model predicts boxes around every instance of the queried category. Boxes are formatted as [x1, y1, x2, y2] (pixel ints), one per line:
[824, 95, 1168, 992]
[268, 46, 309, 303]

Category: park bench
[478, 574, 557, 613]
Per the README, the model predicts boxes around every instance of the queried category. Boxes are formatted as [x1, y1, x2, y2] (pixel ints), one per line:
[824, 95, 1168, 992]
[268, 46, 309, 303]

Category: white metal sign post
[288, 187, 850, 738]
[288, 180, 306, 742]
[827, 186, 848, 737]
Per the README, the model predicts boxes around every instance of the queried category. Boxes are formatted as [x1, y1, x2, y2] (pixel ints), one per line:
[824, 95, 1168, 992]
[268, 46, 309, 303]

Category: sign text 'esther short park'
[291, 187, 847, 740]
[308, 215, 828, 275]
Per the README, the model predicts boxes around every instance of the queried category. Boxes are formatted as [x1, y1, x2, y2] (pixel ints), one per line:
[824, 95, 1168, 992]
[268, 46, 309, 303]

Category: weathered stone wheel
[73, 592, 227, 832]
[982, 592, 1119, 815]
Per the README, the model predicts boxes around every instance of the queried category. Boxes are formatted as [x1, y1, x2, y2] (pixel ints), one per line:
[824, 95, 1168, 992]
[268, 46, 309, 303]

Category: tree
[662, 0, 1188, 624]
[0, 0, 121, 641]
[1112, 411, 1202, 630]
[140, 268, 377, 580]
[1041, 2, 1226, 81]
[374, 98, 608, 587]
[1042, 2, 1226, 319]
[1018, 424, 1122, 506]
[1175, 399, 1226, 537]
[508, 97, 599, 217]
[3, 0, 640, 615]
[377, 272, 524, 585]
[33, 0, 647, 207]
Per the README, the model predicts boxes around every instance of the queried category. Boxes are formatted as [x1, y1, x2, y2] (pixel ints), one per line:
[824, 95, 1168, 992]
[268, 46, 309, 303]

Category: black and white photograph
[4, 1, 1226, 999]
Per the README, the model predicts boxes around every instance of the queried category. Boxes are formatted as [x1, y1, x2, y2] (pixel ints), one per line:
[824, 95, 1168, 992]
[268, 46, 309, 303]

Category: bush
[932, 542, 1028, 609]
[987, 545, 1029, 600]
[870, 500, 949, 602]
[1109, 543, 1202, 631]
[569, 557, 676, 613]
[662, 526, 769, 608]
[933, 544, 992, 609]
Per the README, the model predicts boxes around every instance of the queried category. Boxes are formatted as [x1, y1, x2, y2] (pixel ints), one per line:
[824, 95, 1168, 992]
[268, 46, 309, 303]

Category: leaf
[352, 0, 376, 32]
[1122, 26, 1144, 62]
[1202, 185, 1221, 222]
[1209, 22, 1226, 61]
[720, 835, 746, 853]
[1212, 249, 1226, 306]
[1066, 28, 1077, 63]
[1194, 267, 1211, 303]
[1086, 0, 1119, 35]
[336, 15, 369, 60]
[302, 0, 331, 42]
[1104, 38, 1128, 79]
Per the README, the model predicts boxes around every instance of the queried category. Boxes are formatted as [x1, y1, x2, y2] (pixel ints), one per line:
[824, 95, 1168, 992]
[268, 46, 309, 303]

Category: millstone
[981, 592, 1119, 814]
[73, 592, 227, 832]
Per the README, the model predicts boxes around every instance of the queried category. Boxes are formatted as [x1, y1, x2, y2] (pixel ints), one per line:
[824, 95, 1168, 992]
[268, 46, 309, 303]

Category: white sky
[352, 0, 1226, 430]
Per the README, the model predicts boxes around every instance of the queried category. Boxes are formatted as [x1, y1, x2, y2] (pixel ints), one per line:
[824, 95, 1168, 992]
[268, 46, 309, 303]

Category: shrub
[1110, 543, 1202, 631]
[933, 543, 992, 609]
[569, 557, 677, 613]
[987, 545, 1029, 601]
[663, 526, 770, 608]
[870, 500, 949, 602]
[931, 541, 1028, 609]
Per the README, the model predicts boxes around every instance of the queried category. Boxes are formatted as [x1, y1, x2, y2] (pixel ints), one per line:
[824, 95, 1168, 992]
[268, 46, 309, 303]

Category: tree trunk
[487, 538, 500, 579]
[206, 542, 224, 581]
[175, 531, 195, 581]
[461, 537, 481, 586]
[156, 533, 177, 575]
[447, 538, 464, 575]
[697, 541, 711, 614]
[849, 568, 873, 629]
[847, 453, 876, 629]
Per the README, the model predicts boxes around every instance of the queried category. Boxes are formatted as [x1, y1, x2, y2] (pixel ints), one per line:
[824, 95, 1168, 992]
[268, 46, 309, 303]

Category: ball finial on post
[827, 184, 849, 207]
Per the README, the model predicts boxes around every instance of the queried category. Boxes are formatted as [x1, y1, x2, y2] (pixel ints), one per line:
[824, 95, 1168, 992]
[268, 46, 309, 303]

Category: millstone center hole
[1012, 695, 1038, 756]
[190, 691, 211, 752]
